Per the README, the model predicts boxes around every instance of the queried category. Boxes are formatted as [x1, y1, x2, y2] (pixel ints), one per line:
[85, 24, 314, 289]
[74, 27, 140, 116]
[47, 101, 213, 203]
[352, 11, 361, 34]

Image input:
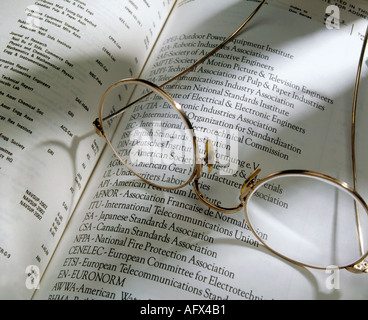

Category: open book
[1, 0, 368, 300]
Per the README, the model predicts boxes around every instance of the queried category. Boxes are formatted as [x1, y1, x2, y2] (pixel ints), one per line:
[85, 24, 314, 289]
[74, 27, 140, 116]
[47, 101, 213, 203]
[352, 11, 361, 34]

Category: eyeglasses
[93, 0, 368, 273]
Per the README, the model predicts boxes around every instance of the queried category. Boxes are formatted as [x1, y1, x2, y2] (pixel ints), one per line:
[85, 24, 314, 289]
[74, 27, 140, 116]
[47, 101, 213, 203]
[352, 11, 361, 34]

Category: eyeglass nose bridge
[239, 169, 261, 203]
[193, 146, 261, 213]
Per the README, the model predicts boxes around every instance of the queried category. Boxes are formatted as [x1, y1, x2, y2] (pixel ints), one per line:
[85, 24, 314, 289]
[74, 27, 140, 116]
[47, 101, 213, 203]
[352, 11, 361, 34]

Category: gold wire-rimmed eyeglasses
[94, 0, 368, 273]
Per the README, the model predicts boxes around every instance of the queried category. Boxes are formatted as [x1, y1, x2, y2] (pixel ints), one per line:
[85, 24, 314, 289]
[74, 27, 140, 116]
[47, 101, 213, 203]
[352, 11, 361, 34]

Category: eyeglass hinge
[346, 260, 368, 274]
[93, 118, 104, 137]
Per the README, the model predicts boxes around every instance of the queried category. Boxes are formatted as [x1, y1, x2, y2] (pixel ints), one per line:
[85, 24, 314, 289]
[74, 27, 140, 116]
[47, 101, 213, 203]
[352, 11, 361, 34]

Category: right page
[34, 0, 368, 300]
[138, 0, 368, 298]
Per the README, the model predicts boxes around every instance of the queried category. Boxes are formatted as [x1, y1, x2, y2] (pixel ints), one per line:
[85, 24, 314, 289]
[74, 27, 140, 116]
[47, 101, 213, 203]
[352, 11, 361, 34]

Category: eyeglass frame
[93, 0, 368, 273]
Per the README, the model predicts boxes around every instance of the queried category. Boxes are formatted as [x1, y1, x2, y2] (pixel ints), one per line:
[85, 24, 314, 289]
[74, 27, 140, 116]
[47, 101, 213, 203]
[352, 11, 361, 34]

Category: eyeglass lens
[245, 173, 368, 269]
[100, 80, 196, 189]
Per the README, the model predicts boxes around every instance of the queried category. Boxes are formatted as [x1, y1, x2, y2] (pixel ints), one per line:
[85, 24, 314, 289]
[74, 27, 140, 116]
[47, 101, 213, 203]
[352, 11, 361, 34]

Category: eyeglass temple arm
[159, 0, 267, 88]
[96, 0, 267, 127]
[352, 26, 368, 256]
[346, 26, 368, 274]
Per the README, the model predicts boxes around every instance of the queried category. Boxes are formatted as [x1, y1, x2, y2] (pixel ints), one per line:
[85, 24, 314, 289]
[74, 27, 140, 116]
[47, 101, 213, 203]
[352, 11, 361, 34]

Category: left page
[0, 0, 175, 299]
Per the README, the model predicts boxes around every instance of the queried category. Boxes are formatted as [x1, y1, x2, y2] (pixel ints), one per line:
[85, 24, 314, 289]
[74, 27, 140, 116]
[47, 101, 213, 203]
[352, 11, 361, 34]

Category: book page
[0, 0, 175, 299]
[34, 0, 368, 300]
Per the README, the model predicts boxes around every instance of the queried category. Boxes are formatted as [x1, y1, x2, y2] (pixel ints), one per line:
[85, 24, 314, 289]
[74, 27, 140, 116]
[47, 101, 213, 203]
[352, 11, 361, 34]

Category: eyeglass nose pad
[240, 169, 261, 200]
[204, 140, 215, 173]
